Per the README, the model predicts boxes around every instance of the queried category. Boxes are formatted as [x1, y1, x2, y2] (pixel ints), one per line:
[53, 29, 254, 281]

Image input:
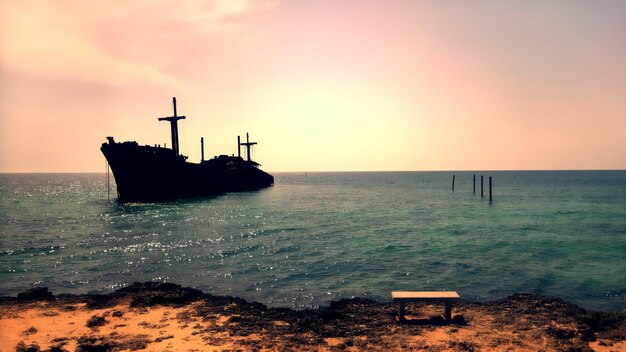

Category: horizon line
[1, 168, 625, 175]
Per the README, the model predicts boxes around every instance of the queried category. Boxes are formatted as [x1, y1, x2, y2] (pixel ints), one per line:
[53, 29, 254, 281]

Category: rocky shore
[1, 282, 624, 351]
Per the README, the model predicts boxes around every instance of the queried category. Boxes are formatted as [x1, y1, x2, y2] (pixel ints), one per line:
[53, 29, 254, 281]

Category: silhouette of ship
[101, 97, 274, 202]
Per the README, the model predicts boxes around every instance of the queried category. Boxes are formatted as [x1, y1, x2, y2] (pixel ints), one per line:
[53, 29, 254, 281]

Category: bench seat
[391, 291, 461, 321]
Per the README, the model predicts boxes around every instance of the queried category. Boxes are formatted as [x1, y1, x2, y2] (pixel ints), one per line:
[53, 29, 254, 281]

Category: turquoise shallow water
[0, 171, 625, 311]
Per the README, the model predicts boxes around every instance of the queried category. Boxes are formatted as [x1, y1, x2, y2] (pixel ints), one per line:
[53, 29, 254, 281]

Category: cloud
[177, 0, 279, 31]
[0, 0, 278, 88]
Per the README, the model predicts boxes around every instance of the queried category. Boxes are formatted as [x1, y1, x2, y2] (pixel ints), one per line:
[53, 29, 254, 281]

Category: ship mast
[239, 132, 258, 162]
[158, 97, 186, 156]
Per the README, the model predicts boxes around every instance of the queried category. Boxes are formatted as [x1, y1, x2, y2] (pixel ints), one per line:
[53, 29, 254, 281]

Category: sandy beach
[0, 282, 624, 351]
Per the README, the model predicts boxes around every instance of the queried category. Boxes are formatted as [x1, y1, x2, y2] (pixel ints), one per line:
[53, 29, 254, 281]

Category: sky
[1, 0, 625, 172]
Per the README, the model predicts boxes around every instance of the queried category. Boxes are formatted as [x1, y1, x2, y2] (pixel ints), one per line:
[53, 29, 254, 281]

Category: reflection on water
[0, 171, 625, 311]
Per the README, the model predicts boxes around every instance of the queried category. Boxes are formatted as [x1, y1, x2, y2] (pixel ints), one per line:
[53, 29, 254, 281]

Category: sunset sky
[1, 0, 625, 172]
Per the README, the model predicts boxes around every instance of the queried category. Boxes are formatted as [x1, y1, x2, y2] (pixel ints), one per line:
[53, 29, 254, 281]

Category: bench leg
[444, 301, 452, 321]
[398, 302, 406, 321]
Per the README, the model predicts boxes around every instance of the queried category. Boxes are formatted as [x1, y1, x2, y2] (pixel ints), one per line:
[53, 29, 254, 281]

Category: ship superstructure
[101, 97, 273, 202]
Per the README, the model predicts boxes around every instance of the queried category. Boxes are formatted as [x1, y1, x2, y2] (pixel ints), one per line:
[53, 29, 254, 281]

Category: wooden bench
[391, 291, 461, 321]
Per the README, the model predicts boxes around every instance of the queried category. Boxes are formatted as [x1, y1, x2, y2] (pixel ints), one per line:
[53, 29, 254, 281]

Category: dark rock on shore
[74, 335, 150, 352]
[16, 287, 54, 302]
[86, 315, 107, 328]
[83, 282, 204, 309]
[3, 282, 625, 351]
[15, 341, 41, 352]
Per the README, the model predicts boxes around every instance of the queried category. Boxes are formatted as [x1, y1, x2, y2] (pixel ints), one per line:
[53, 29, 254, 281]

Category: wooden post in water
[489, 176, 493, 203]
[473, 174, 476, 194]
[452, 174, 455, 192]
[481, 175, 484, 198]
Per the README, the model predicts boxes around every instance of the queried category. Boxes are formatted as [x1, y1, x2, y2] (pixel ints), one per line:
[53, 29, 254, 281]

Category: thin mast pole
[246, 133, 251, 162]
[201, 137, 204, 162]
[106, 160, 110, 202]
[158, 97, 186, 156]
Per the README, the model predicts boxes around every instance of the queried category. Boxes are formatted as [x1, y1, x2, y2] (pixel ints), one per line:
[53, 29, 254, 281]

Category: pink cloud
[0, 0, 279, 88]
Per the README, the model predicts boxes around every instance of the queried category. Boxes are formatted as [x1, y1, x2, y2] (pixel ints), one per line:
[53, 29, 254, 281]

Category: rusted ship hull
[101, 141, 274, 202]
[100, 97, 273, 202]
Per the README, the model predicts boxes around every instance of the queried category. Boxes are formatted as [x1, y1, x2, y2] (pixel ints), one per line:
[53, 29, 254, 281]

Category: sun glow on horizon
[1, 1, 625, 172]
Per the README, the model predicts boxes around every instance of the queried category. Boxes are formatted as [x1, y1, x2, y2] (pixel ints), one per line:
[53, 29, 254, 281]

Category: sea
[0, 171, 625, 311]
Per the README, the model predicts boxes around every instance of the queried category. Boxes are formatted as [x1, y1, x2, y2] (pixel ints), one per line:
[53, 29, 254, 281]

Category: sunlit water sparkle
[1, 171, 625, 311]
